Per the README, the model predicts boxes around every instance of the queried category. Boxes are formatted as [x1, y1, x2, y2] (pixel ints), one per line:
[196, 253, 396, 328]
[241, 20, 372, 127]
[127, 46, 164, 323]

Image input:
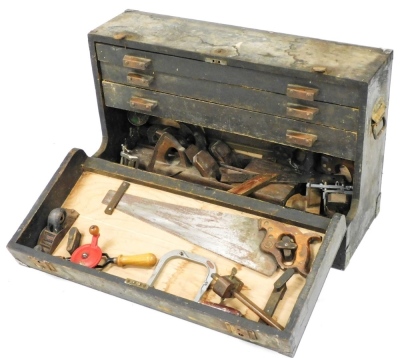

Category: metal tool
[193, 150, 220, 179]
[212, 268, 284, 330]
[66, 227, 81, 255]
[120, 148, 140, 168]
[102, 190, 278, 276]
[120, 127, 141, 168]
[104, 181, 130, 215]
[36, 208, 79, 254]
[147, 132, 191, 172]
[259, 219, 322, 277]
[264, 268, 296, 317]
[147, 250, 216, 302]
[307, 181, 353, 217]
[69, 225, 157, 269]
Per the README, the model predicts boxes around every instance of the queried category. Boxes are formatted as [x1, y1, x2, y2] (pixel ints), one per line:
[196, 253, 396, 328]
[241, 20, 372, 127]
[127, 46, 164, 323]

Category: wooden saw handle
[259, 219, 322, 277]
[115, 253, 157, 267]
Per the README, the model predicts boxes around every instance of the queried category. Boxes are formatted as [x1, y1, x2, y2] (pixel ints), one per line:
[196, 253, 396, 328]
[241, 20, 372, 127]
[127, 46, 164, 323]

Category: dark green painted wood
[96, 43, 363, 108]
[6, 148, 345, 357]
[102, 81, 357, 160]
[100, 61, 359, 132]
[92, 11, 390, 85]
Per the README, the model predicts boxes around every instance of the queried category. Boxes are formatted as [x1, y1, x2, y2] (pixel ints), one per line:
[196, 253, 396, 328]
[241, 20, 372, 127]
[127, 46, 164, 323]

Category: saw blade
[102, 190, 278, 276]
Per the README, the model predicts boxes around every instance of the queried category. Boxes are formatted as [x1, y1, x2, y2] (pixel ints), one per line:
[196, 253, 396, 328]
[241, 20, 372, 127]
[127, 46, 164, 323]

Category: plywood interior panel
[52, 171, 323, 327]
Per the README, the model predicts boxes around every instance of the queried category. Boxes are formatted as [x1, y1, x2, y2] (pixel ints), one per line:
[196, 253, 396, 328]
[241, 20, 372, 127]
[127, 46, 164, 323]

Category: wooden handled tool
[70, 225, 157, 269]
[259, 219, 322, 277]
[110, 253, 157, 268]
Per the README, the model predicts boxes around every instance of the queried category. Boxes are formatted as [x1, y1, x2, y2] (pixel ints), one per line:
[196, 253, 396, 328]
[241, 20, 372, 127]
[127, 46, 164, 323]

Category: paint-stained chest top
[91, 10, 392, 83]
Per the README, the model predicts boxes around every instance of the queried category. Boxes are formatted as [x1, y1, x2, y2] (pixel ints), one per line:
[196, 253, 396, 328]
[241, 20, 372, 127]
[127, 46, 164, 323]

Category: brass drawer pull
[286, 104, 319, 120]
[127, 73, 154, 87]
[287, 84, 319, 101]
[130, 97, 158, 111]
[123, 55, 152, 70]
[286, 130, 317, 148]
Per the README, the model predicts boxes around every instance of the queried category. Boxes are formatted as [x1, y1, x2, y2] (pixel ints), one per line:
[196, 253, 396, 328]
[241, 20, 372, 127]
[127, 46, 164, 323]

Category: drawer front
[100, 62, 359, 132]
[96, 43, 363, 108]
[102, 81, 357, 160]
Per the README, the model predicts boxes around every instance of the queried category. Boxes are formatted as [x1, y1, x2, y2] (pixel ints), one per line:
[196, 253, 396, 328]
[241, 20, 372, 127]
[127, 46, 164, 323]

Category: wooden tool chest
[6, 9, 392, 357]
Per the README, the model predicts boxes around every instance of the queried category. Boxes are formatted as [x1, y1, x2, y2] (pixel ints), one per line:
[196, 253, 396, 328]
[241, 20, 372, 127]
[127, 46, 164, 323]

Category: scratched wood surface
[93, 10, 390, 83]
[53, 171, 323, 327]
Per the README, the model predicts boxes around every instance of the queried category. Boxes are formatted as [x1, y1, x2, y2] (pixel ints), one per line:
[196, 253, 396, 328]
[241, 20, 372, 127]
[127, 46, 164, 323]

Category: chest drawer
[102, 81, 357, 160]
[96, 44, 363, 110]
[100, 62, 359, 132]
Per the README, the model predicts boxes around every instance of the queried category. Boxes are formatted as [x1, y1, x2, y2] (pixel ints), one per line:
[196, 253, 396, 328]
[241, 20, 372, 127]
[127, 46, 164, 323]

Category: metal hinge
[124, 278, 148, 289]
[28, 256, 57, 272]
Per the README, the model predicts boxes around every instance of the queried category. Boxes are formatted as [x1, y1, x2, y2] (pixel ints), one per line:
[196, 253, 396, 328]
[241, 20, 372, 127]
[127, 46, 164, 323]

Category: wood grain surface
[53, 171, 323, 326]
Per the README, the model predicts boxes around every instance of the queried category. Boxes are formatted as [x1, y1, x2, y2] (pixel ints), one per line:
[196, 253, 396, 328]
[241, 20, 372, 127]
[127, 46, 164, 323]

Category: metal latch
[225, 322, 257, 340]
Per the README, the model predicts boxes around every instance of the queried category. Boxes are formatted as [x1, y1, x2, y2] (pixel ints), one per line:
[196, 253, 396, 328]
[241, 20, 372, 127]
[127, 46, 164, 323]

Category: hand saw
[102, 190, 276, 275]
[102, 190, 321, 276]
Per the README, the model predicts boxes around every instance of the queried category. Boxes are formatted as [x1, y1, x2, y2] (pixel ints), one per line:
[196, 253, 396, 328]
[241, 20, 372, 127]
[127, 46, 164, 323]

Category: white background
[1, 1, 399, 357]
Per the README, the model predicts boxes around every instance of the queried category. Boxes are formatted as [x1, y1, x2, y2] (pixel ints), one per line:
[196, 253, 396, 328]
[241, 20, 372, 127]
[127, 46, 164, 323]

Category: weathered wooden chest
[6, 10, 393, 357]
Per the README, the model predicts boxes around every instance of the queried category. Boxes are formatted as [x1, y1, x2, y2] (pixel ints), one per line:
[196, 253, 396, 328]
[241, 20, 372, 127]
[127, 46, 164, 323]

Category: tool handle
[233, 291, 284, 331]
[115, 253, 157, 267]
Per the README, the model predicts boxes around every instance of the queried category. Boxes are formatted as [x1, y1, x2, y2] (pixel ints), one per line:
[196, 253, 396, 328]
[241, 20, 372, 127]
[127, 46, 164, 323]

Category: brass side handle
[286, 130, 317, 148]
[130, 97, 158, 112]
[287, 84, 319, 101]
[286, 104, 319, 120]
[123, 55, 152, 70]
[371, 99, 387, 140]
[127, 73, 154, 87]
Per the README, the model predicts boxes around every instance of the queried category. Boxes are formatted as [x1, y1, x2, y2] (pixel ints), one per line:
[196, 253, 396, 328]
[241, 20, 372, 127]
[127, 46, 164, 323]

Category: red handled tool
[70, 225, 157, 269]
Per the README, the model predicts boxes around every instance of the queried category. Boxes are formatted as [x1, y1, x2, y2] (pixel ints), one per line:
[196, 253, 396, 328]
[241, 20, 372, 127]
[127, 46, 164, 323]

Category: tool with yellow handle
[96, 252, 157, 269]
[69, 225, 157, 269]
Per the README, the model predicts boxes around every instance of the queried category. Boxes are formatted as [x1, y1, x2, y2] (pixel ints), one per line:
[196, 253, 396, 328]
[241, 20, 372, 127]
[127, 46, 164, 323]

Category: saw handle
[115, 253, 157, 267]
[259, 219, 322, 277]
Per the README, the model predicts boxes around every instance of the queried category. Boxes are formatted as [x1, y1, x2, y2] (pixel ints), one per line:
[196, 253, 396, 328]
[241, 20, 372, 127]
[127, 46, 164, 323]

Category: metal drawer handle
[287, 84, 319, 101]
[286, 104, 319, 120]
[286, 130, 317, 148]
[123, 55, 152, 70]
[130, 97, 158, 112]
[127, 73, 154, 87]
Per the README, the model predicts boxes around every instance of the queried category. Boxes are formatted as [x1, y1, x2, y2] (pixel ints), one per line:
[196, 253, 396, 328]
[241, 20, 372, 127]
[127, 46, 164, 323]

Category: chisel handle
[115, 253, 157, 267]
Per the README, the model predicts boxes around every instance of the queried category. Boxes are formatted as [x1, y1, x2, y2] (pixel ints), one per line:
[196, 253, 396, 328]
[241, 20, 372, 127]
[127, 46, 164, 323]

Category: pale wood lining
[53, 171, 323, 327]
